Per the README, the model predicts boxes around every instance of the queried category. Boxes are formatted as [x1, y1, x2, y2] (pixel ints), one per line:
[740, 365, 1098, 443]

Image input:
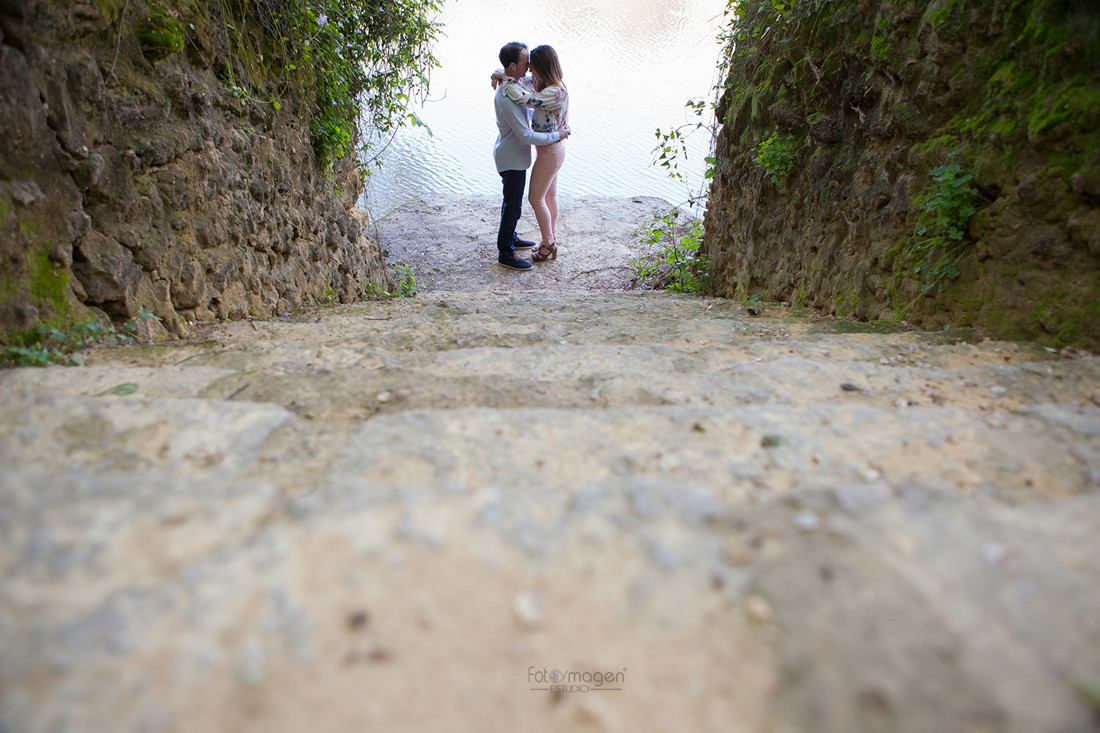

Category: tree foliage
[217, 0, 442, 170]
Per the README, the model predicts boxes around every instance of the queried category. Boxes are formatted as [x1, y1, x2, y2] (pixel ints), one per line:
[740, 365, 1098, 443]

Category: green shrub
[393, 262, 417, 297]
[755, 132, 800, 193]
[631, 209, 710, 293]
[2, 309, 161, 368]
[906, 163, 979, 298]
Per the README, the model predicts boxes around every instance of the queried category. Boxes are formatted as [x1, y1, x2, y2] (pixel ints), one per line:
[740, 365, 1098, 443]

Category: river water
[360, 0, 730, 218]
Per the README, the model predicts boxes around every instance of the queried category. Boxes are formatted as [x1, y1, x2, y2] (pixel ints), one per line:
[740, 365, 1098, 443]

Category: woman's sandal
[532, 242, 558, 262]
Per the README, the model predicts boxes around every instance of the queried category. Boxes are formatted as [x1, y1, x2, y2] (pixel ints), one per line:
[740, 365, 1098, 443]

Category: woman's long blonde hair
[530, 45, 565, 92]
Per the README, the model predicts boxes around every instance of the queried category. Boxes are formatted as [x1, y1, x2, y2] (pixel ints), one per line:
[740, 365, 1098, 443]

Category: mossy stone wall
[704, 0, 1100, 347]
[0, 0, 392, 343]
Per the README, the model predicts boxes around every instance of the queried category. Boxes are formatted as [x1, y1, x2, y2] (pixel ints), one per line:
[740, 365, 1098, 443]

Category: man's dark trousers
[497, 169, 526, 258]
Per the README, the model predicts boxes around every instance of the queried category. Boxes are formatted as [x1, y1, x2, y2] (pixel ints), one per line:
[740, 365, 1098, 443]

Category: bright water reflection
[361, 0, 728, 217]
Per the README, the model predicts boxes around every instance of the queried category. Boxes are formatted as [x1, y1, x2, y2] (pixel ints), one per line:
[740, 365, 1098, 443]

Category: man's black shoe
[497, 255, 533, 270]
[514, 238, 536, 250]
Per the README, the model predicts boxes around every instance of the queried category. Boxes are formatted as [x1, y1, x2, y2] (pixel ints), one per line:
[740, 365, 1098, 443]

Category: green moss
[137, 3, 185, 58]
[927, 0, 960, 28]
[989, 116, 1018, 138]
[833, 288, 861, 317]
[956, 294, 983, 321]
[1025, 277, 1100, 347]
[818, 319, 908, 334]
[871, 35, 891, 59]
[1050, 303, 1100, 347]
[90, 0, 126, 23]
[27, 252, 74, 323]
[19, 220, 37, 237]
[1027, 78, 1100, 139]
[909, 135, 971, 170]
[0, 275, 17, 305]
[990, 61, 1033, 95]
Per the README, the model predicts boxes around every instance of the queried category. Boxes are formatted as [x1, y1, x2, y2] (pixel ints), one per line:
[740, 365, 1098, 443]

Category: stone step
[7, 346, 1097, 423]
[1, 401, 1098, 732]
[3, 290, 1099, 733]
[2, 393, 1096, 502]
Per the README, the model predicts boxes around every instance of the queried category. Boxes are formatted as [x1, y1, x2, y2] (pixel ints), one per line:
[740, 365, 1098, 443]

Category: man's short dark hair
[499, 42, 527, 68]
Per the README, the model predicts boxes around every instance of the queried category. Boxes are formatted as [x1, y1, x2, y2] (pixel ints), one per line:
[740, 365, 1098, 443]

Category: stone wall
[0, 0, 392, 342]
[704, 0, 1100, 348]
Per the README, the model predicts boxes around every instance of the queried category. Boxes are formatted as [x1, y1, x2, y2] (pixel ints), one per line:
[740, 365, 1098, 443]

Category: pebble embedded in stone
[745, 595, 774, 624]
[795, 511, 820, 532]
[512, 592, 543, 630]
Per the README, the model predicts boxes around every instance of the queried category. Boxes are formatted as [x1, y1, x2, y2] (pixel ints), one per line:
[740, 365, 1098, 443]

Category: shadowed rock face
[704, 0, 1100, 349]
[0, 0, 392, 342]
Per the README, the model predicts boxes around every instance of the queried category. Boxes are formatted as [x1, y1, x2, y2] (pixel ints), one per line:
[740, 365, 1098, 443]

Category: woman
[495, 45, 570, 262]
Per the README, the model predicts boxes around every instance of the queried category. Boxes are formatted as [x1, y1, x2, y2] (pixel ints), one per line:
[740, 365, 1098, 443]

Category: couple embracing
[491, 42, 571, 271]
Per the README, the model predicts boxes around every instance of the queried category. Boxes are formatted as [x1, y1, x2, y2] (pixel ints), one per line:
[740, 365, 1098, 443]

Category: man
[493, 42, 569, 271]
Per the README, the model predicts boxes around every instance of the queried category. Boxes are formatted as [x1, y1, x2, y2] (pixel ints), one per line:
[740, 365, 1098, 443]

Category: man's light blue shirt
[493, 82, 560, 173]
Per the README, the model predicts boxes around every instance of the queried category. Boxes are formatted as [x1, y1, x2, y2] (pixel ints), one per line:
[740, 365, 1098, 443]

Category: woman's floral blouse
[501, 76, 569, 135]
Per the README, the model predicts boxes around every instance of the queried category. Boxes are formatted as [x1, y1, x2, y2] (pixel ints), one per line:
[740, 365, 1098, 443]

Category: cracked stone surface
[2, 197, 1099, 732]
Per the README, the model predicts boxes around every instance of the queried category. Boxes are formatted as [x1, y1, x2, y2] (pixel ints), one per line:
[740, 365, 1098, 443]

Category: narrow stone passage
[1, 198, 1098, 732]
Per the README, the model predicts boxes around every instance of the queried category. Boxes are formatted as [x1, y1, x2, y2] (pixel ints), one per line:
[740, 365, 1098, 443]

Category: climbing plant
[214, 0, 442, 171]
[906, 164, 979, 297]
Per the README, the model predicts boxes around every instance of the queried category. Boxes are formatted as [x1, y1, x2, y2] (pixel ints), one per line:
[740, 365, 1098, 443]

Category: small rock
[347, 609, 369, 631]
[990, 385, 1007, 397]
[840, 383, 863, 392]
[344, 641, 393, 665]
[11, 180, 44, 206]
[982, 543, 1020, 568]
[285, 493, 320, 520]
[512, 592, 543, 630]
[794, 511, 820, 532]
[574, 698, 614, 730]
[745, 595, 774, 624]
[657, 453, 681, 471]
[862, 466, 881, 481]
[376, 391, 392, 403]
[722, 541, 754, 566]
[895, 398, 909, 409]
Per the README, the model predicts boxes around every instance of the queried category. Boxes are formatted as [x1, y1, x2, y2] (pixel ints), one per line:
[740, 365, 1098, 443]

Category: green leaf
[98, 383, 139, 396]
